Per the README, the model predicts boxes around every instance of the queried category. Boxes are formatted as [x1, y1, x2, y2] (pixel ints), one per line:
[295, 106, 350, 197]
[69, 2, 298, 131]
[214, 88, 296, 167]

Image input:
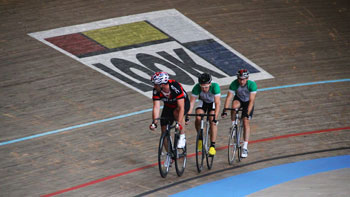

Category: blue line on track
[171, 155, 350, 197]
[1, 78, 349, 146]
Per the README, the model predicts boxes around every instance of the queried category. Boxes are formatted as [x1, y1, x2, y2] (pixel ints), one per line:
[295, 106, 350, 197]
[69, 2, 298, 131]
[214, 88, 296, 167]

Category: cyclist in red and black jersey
[149, 72, 190, 148]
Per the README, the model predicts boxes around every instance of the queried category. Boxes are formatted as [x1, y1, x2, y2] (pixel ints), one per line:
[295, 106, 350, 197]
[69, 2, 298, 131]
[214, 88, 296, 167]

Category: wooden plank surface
[0, 0, 349, 196]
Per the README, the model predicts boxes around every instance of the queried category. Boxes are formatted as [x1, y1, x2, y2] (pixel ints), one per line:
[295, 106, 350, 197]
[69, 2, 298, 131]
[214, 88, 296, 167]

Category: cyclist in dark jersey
[149, 72, 190, 149]
[222, 69, 257, 158]
[187, 73, 221, 156]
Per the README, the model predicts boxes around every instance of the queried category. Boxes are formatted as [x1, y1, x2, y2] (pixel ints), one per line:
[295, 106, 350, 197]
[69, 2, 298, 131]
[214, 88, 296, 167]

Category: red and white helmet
[237, 69, 249, 79]
[151, 72, 169, 85]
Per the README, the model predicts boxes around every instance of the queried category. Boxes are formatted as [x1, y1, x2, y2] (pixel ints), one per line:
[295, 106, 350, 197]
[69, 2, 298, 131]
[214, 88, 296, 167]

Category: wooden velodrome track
[1, 0, 349, 196]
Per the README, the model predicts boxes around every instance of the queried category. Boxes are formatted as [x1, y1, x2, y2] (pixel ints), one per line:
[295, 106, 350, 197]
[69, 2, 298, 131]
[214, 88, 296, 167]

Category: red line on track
[41, 127, 350, 197]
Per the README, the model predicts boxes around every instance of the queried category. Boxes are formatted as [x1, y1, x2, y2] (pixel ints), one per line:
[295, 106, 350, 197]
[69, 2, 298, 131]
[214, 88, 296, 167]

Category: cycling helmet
[198, 73, 212, 84]
[236, 69, 249, 79]
[151, 72, 169, 85]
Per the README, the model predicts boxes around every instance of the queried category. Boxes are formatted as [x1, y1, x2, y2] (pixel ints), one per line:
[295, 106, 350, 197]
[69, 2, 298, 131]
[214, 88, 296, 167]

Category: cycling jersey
[152, 79, 189, 108]
[191, 82, 221, 103]
[229, 80, 257, 102]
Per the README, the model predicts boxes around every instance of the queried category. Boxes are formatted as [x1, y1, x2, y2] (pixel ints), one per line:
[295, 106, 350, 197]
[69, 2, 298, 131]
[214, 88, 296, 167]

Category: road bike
[224, 108, 244, 165]
[156, 118, 187, 178]
[187, 113, 215, 172]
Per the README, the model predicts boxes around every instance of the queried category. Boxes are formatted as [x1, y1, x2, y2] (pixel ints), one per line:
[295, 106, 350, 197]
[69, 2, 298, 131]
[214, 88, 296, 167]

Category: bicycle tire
[174, 133, 187, 177]
[205, 122, 214, 169]
[237, 123, 244, 162]
[195, 130, 204, 173]
[228, 126, 237, 165]
[158, 132, 170, 178]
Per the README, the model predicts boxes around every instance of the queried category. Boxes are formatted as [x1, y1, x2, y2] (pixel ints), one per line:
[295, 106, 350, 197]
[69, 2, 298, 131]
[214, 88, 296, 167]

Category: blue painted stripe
[0, 108, 154, 146]
[1, 79, 349, 146]
[220, 78, 350, 97]
[171, 155, 350, 197]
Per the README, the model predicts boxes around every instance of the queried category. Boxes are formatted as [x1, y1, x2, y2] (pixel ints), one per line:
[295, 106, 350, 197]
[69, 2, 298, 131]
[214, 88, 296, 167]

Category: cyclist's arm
[188, 95, 198, 115]
[224, 91, 234, 109]
[247, 92, 256, 115]
[176, 98, 185, 123]
[152, 100, 161, 124]
[214, 95, 221, 120]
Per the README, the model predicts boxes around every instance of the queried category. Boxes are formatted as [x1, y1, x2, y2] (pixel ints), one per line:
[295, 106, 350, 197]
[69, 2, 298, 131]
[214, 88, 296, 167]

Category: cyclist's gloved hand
[221, 110, 227, 118]
[176, 123, 183, 131]
[213, 119, 219, 126]
[149, 120, 158, 130]
[244, 114, 251, 120]
[185, 115, 190, 125]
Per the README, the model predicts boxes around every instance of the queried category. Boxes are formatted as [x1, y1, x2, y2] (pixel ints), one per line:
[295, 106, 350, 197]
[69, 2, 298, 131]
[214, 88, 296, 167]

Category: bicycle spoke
[195, 131, 204, 173]
[228, 127, 237, 165]
[175, 133, 187, 176]
[205, 122, 214, 169]
[158, 133, 170, 178]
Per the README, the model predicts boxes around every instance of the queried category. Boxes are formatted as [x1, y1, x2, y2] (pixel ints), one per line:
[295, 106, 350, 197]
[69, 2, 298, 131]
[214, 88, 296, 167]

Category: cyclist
[149, 71, 190, 149]
[187, 73, 221, 156]
[221, 69, 257, 158]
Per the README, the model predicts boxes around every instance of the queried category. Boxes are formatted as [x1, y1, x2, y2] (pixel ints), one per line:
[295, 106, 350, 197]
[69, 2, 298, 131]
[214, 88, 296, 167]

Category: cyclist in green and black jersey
[222, 69, 257, 158]
[187, 73, 221, 156]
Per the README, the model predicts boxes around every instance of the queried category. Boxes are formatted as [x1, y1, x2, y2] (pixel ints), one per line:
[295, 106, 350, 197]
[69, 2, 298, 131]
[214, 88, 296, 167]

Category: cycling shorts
[196, 100, 216, 113]
[234, 95, 254, 119]
[160, 98, 190, 126]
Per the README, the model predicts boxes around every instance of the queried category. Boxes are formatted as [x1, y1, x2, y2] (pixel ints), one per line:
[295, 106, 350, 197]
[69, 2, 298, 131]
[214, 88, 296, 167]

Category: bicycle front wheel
[174, 134, 187, 177]
[158, 132, 170, 178]
[237, 123, 244, 162]
[228, 127, 237, 165]
[195, 130, 204, 173]
[205, 125, 214, 170]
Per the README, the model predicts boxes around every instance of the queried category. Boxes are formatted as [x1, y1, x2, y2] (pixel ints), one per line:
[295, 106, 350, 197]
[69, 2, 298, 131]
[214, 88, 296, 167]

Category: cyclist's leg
[209, 109, 217, 144]
[241, 103, 254, 142]
[195, 107, 205, 151]
[194, 100, 205, 131]
[160, 106, 173, 151]
[241, 102, 253, 157]
[173, 99, 189, 148]
[195, 107, 205, 130]
[206, 102, 216, 144]
[173, 97, 190, 134]
[231, 96, 241, 122]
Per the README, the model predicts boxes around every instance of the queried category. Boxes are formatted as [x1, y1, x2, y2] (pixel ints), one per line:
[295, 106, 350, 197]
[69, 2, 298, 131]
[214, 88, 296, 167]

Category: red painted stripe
[41, 127, 349, 197]
[217, 127, 350, 150]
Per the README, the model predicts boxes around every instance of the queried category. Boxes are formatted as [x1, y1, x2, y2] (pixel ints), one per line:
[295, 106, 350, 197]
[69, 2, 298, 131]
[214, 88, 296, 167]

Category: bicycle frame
[225, 108, 243, 164]
[156, 118, 187, 178]
[187, 113, 215, 172]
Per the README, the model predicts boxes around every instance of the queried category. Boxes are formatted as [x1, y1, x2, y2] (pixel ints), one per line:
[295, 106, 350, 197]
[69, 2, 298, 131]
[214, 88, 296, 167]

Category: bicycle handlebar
[223, 108, 243, 111]
[186, 113, 216, 122]
[186, 114, 215, 117]
[152, 117, 179, 128]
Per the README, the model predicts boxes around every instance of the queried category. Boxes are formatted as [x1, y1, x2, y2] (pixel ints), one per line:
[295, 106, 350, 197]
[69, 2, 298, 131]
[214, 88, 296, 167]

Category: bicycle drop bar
[224, 108, 243, 111]
[153, 117, 179, 129]
[187, 113, 216, 121]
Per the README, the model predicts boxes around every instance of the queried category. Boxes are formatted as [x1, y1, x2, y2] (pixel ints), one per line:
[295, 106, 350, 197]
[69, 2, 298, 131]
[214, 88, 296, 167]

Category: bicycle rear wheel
[228, 126, 237, 165]
[174, 133, 187, 177]
[195, 130, 204, 173]
[205, 124, 214, 170]
[158, 132, 170, 178]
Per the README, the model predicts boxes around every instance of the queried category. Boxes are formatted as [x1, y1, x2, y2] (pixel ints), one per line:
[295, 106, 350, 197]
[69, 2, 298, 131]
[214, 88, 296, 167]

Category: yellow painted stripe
[82, 21, 168, 49]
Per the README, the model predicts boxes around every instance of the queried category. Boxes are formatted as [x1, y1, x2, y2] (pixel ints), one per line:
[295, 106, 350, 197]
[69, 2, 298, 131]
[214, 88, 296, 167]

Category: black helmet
[198, 73, 212, 84]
